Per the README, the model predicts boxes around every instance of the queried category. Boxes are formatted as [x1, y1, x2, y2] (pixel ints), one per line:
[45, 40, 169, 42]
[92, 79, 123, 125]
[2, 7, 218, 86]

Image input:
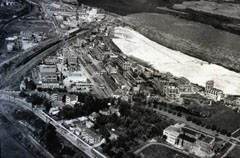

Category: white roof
[63, 73, 87, 87]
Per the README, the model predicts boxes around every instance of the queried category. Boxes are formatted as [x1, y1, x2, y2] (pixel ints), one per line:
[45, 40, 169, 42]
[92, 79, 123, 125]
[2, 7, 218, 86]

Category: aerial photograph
[0, 0, 240, 158]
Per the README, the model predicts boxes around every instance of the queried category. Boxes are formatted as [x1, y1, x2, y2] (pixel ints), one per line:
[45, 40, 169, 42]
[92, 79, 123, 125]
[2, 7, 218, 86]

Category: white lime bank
[112, 27, 240, 95]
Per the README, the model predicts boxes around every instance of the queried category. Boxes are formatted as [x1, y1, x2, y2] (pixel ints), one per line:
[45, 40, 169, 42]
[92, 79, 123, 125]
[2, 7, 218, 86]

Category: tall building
[205, 80, 224, 101]
[165, 85, 180, 101]
[206, 80, 214, 90]
[39, 65, 58, 82]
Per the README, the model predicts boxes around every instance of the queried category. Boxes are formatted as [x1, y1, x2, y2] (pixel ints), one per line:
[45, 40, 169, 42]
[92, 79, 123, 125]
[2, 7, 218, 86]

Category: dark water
[0, 121, 34, 158]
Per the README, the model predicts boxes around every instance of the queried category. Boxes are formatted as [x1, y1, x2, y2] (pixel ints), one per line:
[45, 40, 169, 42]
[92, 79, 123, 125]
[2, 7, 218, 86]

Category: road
[134, 142, 195, 157]
[0, 91, 107, 158]
[148, 106, 240, 145]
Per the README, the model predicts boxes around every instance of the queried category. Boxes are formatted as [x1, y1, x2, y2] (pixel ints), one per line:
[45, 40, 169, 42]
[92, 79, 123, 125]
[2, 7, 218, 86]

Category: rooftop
[39, 65, 57, 73]
[179, 134, 196, 143]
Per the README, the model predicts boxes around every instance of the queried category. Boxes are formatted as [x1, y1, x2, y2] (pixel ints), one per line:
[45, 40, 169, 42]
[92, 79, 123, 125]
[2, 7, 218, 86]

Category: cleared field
[121, 13, 240, 73]
[204, 104, 240, 133]
[112, 26, 240, 95]
[228, 146, 240, 158]
[139, 144, 191, 158]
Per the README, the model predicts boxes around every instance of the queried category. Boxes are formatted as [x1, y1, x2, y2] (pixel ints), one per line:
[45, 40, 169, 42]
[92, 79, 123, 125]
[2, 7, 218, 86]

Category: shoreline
[112, 26, 240, 95]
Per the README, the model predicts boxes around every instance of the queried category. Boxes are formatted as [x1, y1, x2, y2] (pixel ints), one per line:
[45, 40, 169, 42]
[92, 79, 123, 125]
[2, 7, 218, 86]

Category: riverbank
[116, 13, 240, 73]
[112, 26, 240, 95]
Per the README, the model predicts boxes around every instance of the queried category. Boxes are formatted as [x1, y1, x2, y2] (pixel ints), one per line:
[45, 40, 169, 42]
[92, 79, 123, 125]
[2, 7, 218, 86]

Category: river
[113, 26, 240, 95]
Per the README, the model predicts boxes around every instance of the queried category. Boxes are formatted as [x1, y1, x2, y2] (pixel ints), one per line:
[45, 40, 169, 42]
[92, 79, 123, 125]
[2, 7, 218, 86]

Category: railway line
[0, 26, 96, 89]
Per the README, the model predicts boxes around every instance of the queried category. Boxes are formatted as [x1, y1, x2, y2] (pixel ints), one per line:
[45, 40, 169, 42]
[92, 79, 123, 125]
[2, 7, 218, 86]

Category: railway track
[0, 27, 95, 89]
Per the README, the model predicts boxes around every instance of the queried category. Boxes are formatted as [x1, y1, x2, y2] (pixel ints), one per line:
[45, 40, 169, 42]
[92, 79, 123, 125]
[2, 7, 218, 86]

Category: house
[88, 112, 99, 122]
[224, 95, 240, 107]
[165, 84, 181, 101]
[132, 85, 141, 95]
[2, 0, 19, 6]
[106, 65, 117, 74]
[63, 48, 78, 65]
[65, 94, 78, 106]
[20, 31, 32, 41]
[135, 75, 145, 84]
[176, 77, 193, 95]
[44, 56, 58, 65]
[205, 80, 224, 101]
[112, 89, 123, 99]
[152, 78, 168, 96]
[85, 121, 94, 128]
[143, 70, 152, 78]
[20, 80, 26, 91]
[50, 93, 63, 102]
[49, 107, 60, 115]
[117, 56, 132, 71]
[5, 36, 22, 51]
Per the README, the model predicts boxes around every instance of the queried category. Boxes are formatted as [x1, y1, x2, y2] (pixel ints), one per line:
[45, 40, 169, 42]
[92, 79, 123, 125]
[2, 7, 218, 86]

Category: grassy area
[180, 102, 240, 133]
[228, 146, 240, 158]
[139, 144, 191, 158]
[203, 104, 240, 133]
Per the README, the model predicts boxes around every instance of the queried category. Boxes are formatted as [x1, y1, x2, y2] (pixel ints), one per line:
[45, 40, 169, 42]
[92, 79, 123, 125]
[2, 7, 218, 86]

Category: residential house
[117, 55, 132, 71]
[106, 65, 117, 74]
[44, 56, 58, 65]
[176, 77, 194, 95]
[165, 84, 181, 101]
[65, 94, 78, 106]
[112, 89, 123, 99]
[224, 95, 240, 107]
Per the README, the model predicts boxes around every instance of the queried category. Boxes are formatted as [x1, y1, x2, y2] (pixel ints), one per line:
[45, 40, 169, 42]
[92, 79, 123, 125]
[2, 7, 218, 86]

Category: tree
[153, 104, 157, 109]
[59, 106, 75, 119]
[62, 94, 66, 103]
[19, 91, 27, 97]
[211, 125, 217, 131]
[99, 126, 110, 139]
[177, 112, 182, 117]
[43, 100, 52, 112]
[25, 79, 36, 90]
[220, 129, 228, 135]
[119, 101, 131, 116]
[96, 115, 109, 126]
[192, 118, 197, 123]
[187, 116, 192, 121]
[206, 125, 211, 129]
[45, 124, 57, 142]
